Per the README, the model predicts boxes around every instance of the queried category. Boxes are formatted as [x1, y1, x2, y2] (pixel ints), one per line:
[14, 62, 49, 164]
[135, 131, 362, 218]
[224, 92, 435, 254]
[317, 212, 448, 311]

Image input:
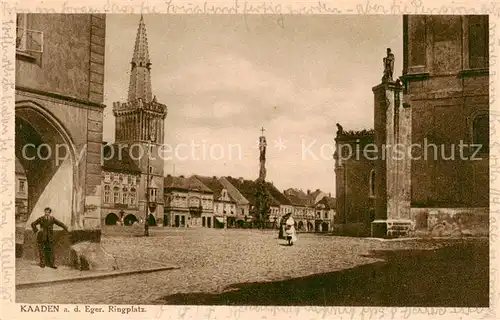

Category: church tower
[113, 15, 168, 225]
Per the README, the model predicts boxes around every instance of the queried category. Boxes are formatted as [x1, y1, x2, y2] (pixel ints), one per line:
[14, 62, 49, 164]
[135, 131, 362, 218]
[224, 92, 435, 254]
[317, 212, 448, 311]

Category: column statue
[382, 48, 395, 82]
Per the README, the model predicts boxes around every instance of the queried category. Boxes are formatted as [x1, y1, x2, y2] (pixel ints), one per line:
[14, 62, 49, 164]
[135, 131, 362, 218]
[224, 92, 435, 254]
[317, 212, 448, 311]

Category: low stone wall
[410, 207, 489, 237]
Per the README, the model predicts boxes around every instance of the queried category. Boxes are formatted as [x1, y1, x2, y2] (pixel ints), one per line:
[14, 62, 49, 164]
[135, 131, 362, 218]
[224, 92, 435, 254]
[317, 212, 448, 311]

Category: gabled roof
[325, 196, 336, 209]
[219, 177, 250, 205]
[223, 177, 287, 207]
[224, 176, 259, 205]
[102, 144, 142, 174]
[193, 175, 234, 201]
[283, 188, 309, 207]
[164, 175, 213, 193]
[317, 196, 336, 210]
[265, 182, 293, 206]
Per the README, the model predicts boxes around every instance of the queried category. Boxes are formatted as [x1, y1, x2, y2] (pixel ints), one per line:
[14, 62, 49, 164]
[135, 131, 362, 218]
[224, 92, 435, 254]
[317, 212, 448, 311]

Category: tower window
[468, 15, 489, 69]
[473, 114, 489, 153]
[369, 169, 376, 197]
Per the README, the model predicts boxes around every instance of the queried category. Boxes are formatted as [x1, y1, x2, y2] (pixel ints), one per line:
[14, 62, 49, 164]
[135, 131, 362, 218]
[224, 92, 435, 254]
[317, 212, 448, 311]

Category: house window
[18, 179, 26, 193]
[104, 173, 111, 183]
[113, 174, 120, 183]
[104, 185, 111, 203]
[122, 187, 128, 204]
[113, 186, 120, 203]
[473, 114, 489, 153]
[16, 14, 43, 54]
[468, 15, 489, 69]
[122, 175, 128, 185]
[149, 166, 154, 174]
[325, 212, 329, 219]
[130, 176, 137, 185]
[130, 188, 136, 205]
[369, 169, 376, 197]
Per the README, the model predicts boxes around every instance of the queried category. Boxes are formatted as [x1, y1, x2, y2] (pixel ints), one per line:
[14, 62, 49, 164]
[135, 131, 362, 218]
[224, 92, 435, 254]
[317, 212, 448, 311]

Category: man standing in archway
[31, 207, 69, 268]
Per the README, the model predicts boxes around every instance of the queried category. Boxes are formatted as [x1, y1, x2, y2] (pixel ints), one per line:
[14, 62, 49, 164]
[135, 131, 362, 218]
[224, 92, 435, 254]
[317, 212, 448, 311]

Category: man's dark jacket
[31, 215, 68, 243]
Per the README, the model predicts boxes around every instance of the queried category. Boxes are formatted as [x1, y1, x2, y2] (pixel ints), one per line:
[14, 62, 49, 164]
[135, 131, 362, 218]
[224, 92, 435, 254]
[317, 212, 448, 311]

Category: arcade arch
[15, 101, 79, 229]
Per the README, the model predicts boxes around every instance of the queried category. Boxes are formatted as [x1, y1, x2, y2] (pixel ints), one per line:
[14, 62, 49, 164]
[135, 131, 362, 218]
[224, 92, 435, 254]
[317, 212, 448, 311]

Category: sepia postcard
[1, 0, 499, 319]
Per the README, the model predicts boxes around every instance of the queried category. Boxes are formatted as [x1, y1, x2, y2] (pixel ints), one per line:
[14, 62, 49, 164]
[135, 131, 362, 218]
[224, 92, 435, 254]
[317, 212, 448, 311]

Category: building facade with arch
[15, 13, 107, 261]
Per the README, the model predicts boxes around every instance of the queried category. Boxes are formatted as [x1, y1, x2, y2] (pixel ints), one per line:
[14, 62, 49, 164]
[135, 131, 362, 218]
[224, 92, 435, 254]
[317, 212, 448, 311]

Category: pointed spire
[128, 15, 153, 103]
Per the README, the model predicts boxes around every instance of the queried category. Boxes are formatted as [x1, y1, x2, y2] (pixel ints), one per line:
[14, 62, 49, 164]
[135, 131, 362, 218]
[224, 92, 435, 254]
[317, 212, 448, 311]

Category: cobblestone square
[16, 228, 488, 306]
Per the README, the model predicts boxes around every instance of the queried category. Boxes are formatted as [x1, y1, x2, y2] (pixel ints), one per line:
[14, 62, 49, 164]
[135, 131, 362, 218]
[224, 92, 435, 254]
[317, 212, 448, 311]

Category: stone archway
[147, 214, 157, 226]
[15, 102, 79, 230]
[105, 213, 119, 225]
[322, 222, 329, 232]
[298, 221, 304, 231]
[307, 222, 314, 232]
[124, 214, 138, 226]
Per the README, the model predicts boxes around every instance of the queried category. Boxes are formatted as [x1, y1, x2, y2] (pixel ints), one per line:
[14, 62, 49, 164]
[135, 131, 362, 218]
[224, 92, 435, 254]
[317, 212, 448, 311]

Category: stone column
[371, 80, 413, 238]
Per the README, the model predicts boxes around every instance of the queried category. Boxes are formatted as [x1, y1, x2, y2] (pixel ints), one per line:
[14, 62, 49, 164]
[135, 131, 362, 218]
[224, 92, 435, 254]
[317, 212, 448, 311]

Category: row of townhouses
[15, 157, 336, 232]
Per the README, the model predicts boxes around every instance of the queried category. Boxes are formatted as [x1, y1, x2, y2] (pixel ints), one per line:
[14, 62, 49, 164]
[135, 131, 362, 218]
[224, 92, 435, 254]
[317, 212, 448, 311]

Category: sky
[103, 14, 402, 196]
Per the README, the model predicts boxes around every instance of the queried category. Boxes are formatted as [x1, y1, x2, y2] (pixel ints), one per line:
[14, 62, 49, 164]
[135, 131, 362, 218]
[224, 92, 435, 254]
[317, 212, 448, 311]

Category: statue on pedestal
[382, 48, 395, 82]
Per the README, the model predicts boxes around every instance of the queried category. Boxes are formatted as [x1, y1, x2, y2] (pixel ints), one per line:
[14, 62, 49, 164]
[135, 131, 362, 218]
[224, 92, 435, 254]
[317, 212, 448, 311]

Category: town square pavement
[16, 228, 488, 306]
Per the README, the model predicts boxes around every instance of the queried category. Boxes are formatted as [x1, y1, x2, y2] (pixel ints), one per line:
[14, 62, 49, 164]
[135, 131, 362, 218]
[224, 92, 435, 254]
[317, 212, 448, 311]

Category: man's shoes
[39, 264, 45, 268]
[48, 265, 58, 269]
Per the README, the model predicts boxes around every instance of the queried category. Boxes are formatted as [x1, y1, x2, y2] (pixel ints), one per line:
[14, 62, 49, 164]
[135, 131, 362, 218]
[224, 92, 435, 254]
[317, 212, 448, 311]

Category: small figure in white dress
[284, 216, 297, 246]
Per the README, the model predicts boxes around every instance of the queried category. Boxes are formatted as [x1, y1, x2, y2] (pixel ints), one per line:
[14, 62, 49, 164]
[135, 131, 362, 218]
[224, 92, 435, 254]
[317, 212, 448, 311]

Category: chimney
[307, 189, 311, 195]
[239, 177, 244, 183]
[329, 192, 331, 197]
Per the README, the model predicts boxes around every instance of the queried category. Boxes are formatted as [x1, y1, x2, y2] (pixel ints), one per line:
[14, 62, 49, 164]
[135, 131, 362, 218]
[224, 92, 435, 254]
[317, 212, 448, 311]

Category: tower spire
[128, 15, 153, 103]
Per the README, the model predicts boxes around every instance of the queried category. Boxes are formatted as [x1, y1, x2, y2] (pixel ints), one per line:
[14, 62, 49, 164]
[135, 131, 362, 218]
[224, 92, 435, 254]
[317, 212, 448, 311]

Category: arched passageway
[298, 221, 304, 231]
[322, 222, 329, 232]
[307, 222, 314, 232]
[124, 214, 138, 226]
[105, 213, 119, 225]
[147, 214, 157, 226]
[15, 102, 77, 229]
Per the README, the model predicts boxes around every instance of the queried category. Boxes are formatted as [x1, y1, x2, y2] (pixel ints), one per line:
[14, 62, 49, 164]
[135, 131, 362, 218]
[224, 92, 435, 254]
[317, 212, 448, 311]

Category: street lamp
[145, 132, 155, 237]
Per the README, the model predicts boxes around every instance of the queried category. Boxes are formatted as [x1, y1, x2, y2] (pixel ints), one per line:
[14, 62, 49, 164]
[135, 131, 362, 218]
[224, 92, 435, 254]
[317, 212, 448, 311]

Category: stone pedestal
[70, 241, 118, 271]
[371, 80, 412, 238]
[371, 219, 414, 238]
[19, 229, 101, 266]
